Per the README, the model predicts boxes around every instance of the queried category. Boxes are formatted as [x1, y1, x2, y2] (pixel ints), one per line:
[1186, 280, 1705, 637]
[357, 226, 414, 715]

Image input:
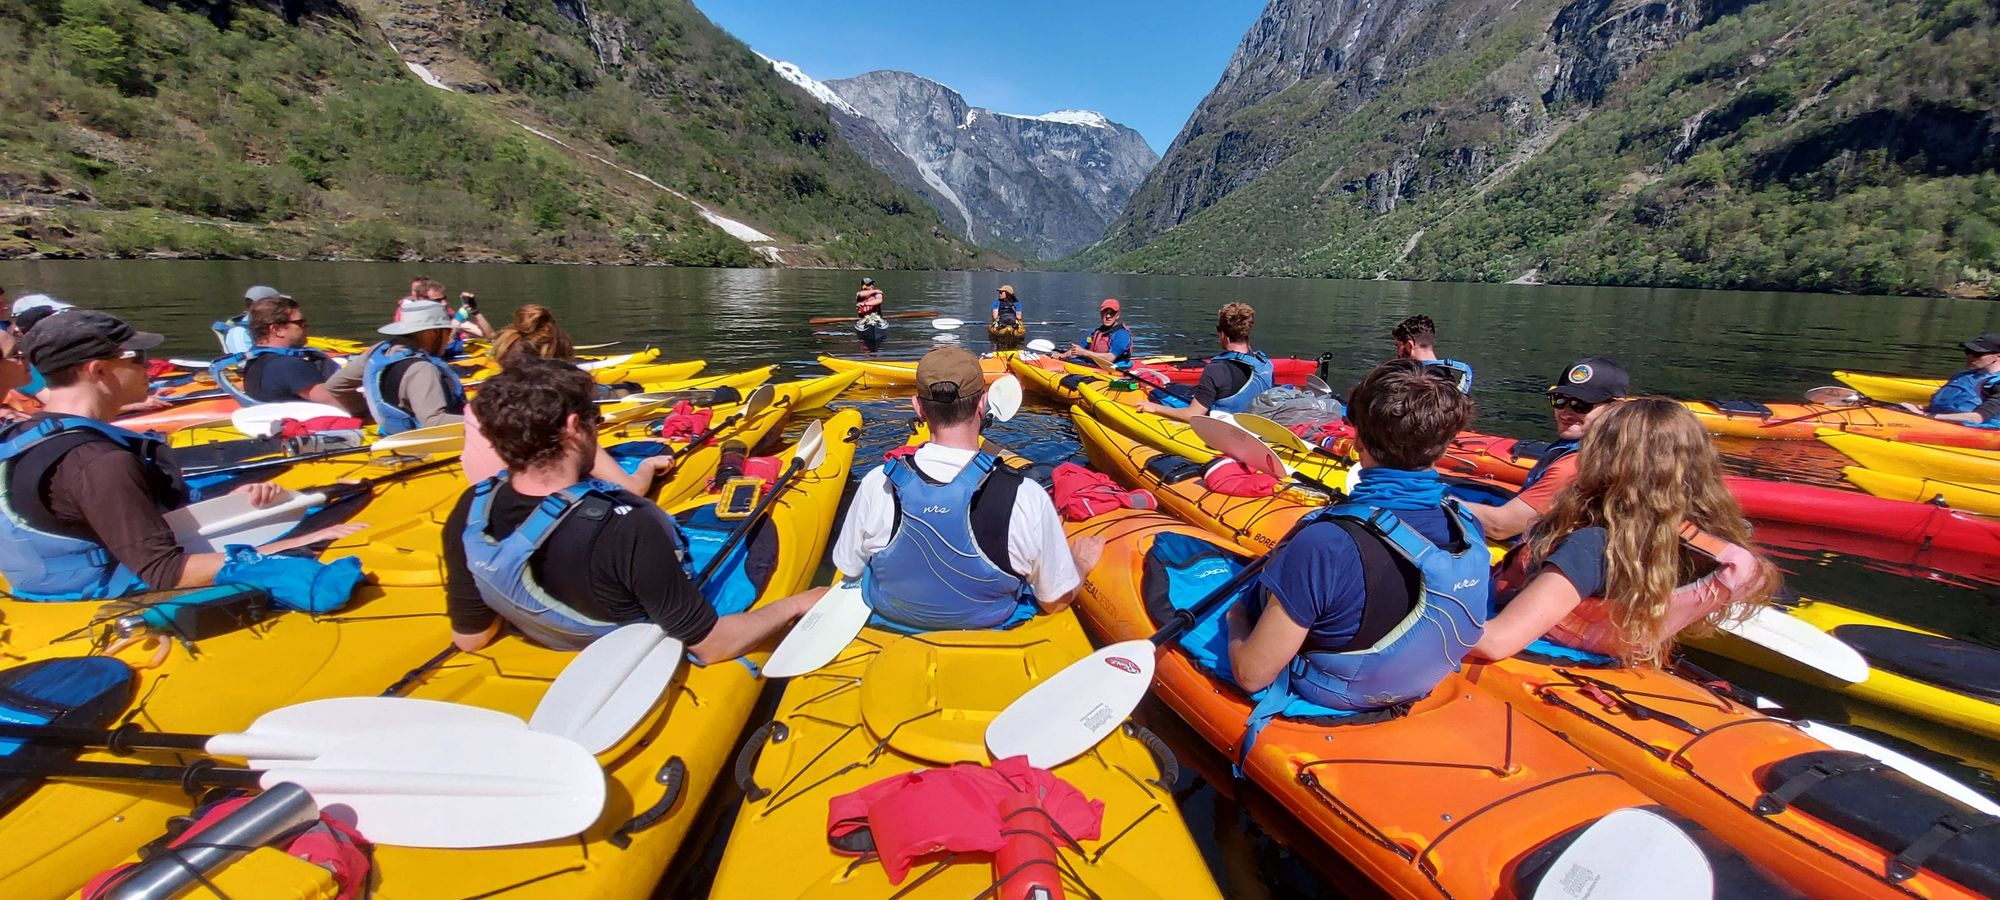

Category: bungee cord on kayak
[0, 280, 1989, 900]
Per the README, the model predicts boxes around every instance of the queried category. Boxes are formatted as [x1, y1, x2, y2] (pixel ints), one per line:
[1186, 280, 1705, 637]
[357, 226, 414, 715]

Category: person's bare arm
[1466, 497, 1539, 541]
[1226, 593, 1309, 693]
[1466, 570, 1583, 662]
[688, 588, 823, 664]
[453, 620, 503, 652]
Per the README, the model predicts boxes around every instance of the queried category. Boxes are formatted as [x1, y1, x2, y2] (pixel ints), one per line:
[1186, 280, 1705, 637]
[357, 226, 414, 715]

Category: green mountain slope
[0, 0, 991, 267]
[1078, 0, 2000, 297]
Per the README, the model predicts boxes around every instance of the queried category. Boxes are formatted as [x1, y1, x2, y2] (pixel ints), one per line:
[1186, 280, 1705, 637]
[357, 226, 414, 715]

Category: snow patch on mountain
[758, 53, 860, 117]
[1000, 110, 1112, 129]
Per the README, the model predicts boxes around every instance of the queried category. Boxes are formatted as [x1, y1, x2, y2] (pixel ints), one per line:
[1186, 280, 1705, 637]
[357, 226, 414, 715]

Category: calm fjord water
[4, 260, 1996, 896]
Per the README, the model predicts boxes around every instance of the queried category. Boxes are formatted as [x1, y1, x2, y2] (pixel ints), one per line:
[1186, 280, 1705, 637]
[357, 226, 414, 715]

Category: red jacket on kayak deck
[826, 755, 1103, 883]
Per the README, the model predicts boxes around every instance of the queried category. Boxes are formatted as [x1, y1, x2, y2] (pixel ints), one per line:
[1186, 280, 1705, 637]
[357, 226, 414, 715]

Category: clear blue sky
[695, 0, 1267, 153]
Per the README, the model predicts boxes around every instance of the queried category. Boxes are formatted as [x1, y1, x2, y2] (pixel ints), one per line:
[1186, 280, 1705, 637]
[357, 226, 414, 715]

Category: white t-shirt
[833, 444, 1079, 604]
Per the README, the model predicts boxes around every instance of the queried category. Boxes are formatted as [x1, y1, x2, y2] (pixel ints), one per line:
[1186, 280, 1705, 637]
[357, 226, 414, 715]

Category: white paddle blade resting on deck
[984, 638, 1158, 768]
[1233, 413, 1311, 454]
[163, 491, 313, 551]
[931, 317, 966, 330]
[371, 421, 469, 454]
[761, 579, 872, 679]
[208, 697, 528, 765]
[1189, 414, 1286, 478]
[792, 419, 830, 470]
[1803, 386, 1869, 408]
[529, 623, 685, 755]
[265, 724, 606, 849]
[1717, 608, 1870, 683]
[1305, 375, 1334, 396]
[988, 374, 1023, 423]
[230, 402, 355, 439]
[1529, 807, 1714, 900]
[1026, 338, 1058, 354]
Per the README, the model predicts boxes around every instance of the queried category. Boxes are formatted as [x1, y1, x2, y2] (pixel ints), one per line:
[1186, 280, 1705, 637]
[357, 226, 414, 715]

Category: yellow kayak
[1819, 429, 2000, 484]
[708, 610, 1221, 899]
[1834, 370, 1944, 406]
[817, 351, 1021, 388]
[1073, 382, 1350, 487]
[1842, 465, 2000, 516]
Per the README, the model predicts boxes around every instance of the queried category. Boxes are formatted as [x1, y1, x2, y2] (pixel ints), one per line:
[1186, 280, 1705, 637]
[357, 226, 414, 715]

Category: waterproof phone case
[715, 477, 763, 520]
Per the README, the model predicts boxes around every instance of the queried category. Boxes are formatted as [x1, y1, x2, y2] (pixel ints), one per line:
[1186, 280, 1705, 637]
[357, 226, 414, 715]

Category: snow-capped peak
[999, 109, 1112, 129]
[757, 53, 860, 117]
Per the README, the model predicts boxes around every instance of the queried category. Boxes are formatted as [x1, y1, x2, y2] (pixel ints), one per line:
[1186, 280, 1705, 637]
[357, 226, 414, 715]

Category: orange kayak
[1681, 400, 2000, 449]
[1076, 408, 1999, 898]
[1068, 509, 1794, 898]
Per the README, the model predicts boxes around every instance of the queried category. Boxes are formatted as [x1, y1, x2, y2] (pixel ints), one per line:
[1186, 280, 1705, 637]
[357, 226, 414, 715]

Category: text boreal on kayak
[1820, 429, 2000, 484]
[35, 409, 861, 900]
[1068, 509, 1794, 899]
[1834, 370, 1945, 406]
[1680, 399, 2000, 450]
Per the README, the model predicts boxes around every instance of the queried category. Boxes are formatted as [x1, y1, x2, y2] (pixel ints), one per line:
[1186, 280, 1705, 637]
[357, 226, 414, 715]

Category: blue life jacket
[1519, 438, 1580, 493]
[1422, 358, 1475, 394]
[1927, 369, 2000, 416]
[860, 452, 1027, 631]
[993, 297, 1021, 327]
[460, 476, 692, 651]
[1207, 350, 1275, 414]
[212, 313, 252, 355]
[362, 341, 466, 435]
[1251, 501, 1487, 714]
[207, 346, 337, 405]
[0, 416, 187, 601]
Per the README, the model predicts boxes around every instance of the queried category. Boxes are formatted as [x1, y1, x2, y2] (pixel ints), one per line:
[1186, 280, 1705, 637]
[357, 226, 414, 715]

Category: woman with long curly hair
[1468, 398, 1777, 668]
[490, 304, 575, 367]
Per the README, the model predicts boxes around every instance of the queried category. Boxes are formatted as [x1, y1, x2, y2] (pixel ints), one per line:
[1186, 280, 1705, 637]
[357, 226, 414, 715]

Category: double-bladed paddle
[1529, 808, 1715, 900]
[690, 420, 827, 588]
[808, 310, 941, 325]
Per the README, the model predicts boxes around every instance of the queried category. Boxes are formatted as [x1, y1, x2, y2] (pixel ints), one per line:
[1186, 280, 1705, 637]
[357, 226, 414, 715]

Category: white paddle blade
[265, 725, 606, 848]
[210, 697, 527, 763]
[230, 402, 354, 439]
[1189, 415, 1286, 477]
[1718, 608, 1869, 683]
[1026, 338, 1057, 354]
[169, 357, 217, 370]
[1772, 710, 2000, 815]
[932, 317, 965, 330]
[165, 491, 314, 550]
[576, 351, 643, 371]
[196, 490, 327, 538]
[1530, 807, 1714, 900]
[985, 639, 1157, 768]
[1804, 386, 1867, 407]
[741, 383, 777, 419]
[988, 374, 1023, 423]
[372, 422, 468, 454]
[529, 624, 668, 751]
[1234, 413, 1309, 453]
[792, 419, 828, 470]
[762, 581, 871, 678]
[531, 628, 684, 755]
[1305, 375, 1333, 396]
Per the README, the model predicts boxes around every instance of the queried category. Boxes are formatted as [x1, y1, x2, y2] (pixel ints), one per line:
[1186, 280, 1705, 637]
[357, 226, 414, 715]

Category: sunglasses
[117, 349, 149, 365]
[284, 317, 308, 327]
[1100, 309, 1118, 317]
[1549, 395, 1597, 414]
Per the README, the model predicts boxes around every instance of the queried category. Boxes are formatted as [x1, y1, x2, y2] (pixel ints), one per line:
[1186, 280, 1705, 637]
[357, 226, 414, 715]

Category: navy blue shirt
[244, 353, 336, 404]
[1539, 526, 1609, 599]
[1259, 507, 1454, 652]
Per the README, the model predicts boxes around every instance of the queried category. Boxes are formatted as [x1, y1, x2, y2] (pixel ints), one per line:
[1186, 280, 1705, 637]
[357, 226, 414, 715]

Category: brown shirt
[44, 441, 187, 588]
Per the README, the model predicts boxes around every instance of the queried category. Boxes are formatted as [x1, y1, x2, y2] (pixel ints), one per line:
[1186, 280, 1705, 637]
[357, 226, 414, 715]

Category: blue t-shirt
[1258, 507, 1453, 652]
[1539, 526, 1609, 599]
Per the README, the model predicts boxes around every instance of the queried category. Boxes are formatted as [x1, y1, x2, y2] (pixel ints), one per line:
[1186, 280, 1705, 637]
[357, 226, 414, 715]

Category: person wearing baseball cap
[323, 301, 467, 434]
[1068, 298, 1133, 370]
[214, 285, 289, 355]
[1467, 356, 1631, 541]
[826, 347, 1100, 631]
[0, 310, 361, 601]
[1912, 333, 2000, 424]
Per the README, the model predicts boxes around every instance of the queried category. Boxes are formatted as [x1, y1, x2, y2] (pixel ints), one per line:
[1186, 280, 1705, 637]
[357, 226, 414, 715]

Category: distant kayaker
[989, 284, 1026, 349]
[1469, 398, 1777, 667]
[1139, 302, 1273, 421]
[324, 301, 466, 434]
[1068, 298, 1133, 370]
[0, 310, 361, 601]
[1466, 357, 1628, 541]
[854, 277, 887, 341]
[1391, 315, 1474, 394]
[1226, 359, 1485, 711]
[827, 347, 1102, 631]
[214, 285, 287, 356]
[442, 356, 822, 656]
[209, 295, 340, 406]
[1908, 333, 2000, 424]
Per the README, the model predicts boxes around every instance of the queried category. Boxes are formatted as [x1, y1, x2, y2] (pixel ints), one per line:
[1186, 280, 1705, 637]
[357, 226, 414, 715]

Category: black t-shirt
[244, 354, 337, 403]
[441, 481, 718, 646]
[1192, 357, 1254, 408]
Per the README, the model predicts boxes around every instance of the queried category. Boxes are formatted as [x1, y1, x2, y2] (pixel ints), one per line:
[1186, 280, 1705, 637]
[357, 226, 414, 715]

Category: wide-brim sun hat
[379, 300, 454, 335]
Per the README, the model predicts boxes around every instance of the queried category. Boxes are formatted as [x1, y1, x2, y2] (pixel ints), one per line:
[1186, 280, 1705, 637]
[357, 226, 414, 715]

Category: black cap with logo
[1961, 333, 2000, 355]
[22, 309, 163, 377]
[1548, 357, 1630, 404]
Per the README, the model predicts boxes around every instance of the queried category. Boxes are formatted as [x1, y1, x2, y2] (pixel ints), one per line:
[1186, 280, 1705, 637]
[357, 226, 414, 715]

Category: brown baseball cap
[915, 347, 985, 402]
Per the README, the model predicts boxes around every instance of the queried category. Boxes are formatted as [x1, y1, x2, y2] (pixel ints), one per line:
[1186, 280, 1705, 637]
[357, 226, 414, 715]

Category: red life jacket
[1495, 525, 1758, 657]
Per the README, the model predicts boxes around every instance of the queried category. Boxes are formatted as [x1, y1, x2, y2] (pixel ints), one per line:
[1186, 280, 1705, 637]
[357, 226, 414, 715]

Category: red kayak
[1445, 431, 2000, 565]
[1131, 356, 1318, 386]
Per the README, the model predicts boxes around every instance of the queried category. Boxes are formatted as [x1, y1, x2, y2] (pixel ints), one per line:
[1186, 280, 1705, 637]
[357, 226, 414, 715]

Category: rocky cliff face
[1078, 0, 1997, 297]
[764, 65, 1157, 260]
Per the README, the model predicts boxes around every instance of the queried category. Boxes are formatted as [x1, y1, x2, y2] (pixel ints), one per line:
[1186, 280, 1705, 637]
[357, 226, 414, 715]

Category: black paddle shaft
[0, 721, 211, 754]
[0, 755, 264, 790]
[1148, 515, 1320, 647]
[692, 457, 807, 587]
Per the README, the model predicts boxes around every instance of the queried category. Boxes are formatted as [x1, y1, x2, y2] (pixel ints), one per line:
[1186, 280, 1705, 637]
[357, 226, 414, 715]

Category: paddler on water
[1469, 398, 1777, 667]
[1067, 298, 1133, 370]
[1904, 332, 2000, 425]
[1465, 357, 1629, 541]
[0, 310, 362, 602]
[443, 357, 823, 657]
[1391, 314, 1474, 394]
[1226, 359, 1486, 713]
[854, 277, 887, 347]
[821, 347, 1102, 631]
[1138, 302, 1274, 421]
[989, 284, 1026, 350]
[323, 300, 466, 435]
